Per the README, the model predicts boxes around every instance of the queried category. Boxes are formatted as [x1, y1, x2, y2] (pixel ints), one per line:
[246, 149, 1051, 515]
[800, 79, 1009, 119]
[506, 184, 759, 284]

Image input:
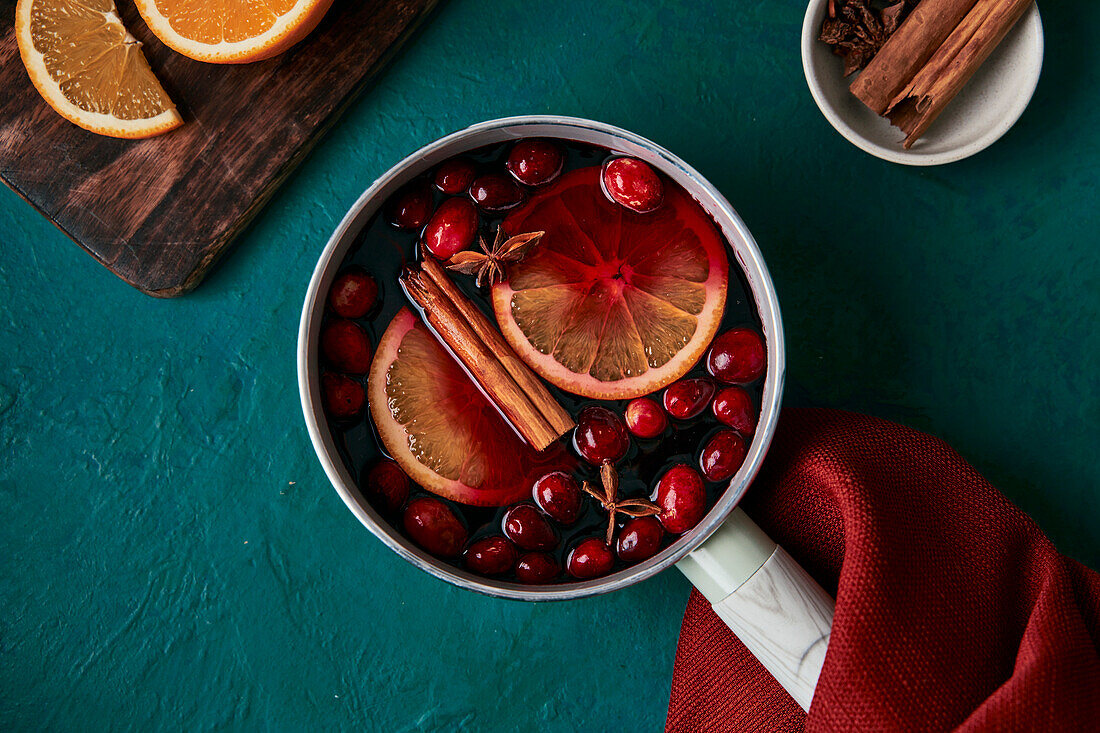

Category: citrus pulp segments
[133, 0, 333, 63]
[368, 308, 572, 507]
[492, 167, 729, 400]
[16, 0, 182, 138]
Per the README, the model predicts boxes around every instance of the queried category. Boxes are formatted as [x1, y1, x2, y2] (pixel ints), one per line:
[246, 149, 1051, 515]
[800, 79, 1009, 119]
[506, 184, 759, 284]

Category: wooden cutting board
[0, 0, 438, 297]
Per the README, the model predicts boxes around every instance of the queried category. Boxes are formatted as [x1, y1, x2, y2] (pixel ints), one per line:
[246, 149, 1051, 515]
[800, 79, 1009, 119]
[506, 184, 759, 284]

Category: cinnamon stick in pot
[421, 256, 575, 438]
[849, 0, 981, 115]
[400, 266, 566, 452]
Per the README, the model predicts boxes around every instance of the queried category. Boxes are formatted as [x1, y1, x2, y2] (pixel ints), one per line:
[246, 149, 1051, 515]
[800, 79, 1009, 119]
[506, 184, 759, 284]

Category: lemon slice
[16, 0, 182, 139]
[133, 0, 333, 64]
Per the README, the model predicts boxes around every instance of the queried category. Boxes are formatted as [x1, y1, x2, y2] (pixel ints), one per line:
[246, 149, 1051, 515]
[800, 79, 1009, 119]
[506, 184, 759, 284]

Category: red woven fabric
[666, 409, 1100, 732]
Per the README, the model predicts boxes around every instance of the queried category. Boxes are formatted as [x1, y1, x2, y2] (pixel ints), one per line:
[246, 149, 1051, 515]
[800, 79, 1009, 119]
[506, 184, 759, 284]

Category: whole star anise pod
[583, 461, 661, 545]
[445, 227, 544, 287]
[819, 0, 915, 76]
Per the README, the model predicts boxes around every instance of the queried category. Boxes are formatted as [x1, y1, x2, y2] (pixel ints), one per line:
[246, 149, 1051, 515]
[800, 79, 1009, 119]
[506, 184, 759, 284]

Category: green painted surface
[2, 1, 1097, 729]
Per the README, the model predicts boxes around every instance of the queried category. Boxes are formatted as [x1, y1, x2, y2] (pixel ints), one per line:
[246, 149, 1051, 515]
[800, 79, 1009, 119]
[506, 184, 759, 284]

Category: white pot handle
[676, 507, 834, 711]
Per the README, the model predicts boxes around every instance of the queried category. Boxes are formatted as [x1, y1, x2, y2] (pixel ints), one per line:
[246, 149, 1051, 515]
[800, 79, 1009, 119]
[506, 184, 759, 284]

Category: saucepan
[297, 116, 834, 710]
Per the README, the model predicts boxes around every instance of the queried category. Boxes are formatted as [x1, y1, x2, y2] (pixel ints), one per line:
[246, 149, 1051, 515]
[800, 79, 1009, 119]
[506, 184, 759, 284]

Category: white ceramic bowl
[801, 0, 1044, 165]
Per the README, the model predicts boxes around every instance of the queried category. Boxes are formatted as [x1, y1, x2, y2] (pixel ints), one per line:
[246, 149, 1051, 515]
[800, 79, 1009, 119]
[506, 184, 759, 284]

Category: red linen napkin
[666, 409, 1100, 732]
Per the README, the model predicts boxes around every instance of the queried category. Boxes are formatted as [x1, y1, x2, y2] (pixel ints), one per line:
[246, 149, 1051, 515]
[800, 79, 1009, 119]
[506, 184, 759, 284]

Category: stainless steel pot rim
[297, 115, 786, 601]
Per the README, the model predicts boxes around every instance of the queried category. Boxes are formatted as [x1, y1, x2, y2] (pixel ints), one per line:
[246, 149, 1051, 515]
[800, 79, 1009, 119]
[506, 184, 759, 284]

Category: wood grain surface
[712, 546, 835, 711]
[0, 0, 438, 297]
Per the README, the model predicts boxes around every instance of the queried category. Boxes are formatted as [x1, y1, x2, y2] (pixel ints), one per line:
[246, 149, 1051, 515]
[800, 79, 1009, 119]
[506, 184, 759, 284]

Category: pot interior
[297, 116, 786, 601]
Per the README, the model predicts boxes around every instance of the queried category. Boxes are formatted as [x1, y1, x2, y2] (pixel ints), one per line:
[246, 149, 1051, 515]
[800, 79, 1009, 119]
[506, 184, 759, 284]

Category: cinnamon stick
[421, 256, 575, 438]
[885, 0, 1033, 148]
[400, 267, 562, 452]
[850, 0, 980, 115]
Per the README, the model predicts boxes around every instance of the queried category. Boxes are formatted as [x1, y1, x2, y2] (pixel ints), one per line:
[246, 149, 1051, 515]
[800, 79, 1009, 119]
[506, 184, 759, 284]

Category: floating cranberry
[321, 319, 373, 374]
[700, 430, 747, 483]
[506, 140, 563, 186]
[321, 373, 364, 418]
[465, 536, 518, 576]
[503, 504, 558, 551]
[364, 458, 409, 512]
[707, 328, 766, 384]
[624, 397, 668, 439]
[328, 268, 378, 319]
[573, 405, 631, 465]
[617, 516, 664, 563]
[655, 464, 707, 534]
[469, 173, 525, 212]
[433, 158, 476, 194]
[422, 197, 479, 260]
[516, 552, 560, 584]
[388, 182, 433, 230]
[567, 538, 615, 579]
[533, 472, 583, 525]
[712, 386, 757, 435]
[662, 378, 716, 420]
[601, 157, 664, 213]
[403, 497, 467, 557]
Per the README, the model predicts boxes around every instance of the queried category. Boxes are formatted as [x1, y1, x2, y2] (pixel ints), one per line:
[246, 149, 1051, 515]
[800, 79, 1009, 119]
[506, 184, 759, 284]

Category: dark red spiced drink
[316, 138, 766, 584]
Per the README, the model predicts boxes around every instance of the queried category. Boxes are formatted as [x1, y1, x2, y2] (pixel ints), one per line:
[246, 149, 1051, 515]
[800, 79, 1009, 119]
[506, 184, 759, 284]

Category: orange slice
[16, 0, 182, 139]
[368, 308, 574, 507]
[133, 0, 333, 64]
[492, 167, 729, 400]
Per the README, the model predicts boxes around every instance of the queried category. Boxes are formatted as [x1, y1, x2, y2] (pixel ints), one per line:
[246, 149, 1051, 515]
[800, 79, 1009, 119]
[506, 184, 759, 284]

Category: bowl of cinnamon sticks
[802, 0, 1043, 165]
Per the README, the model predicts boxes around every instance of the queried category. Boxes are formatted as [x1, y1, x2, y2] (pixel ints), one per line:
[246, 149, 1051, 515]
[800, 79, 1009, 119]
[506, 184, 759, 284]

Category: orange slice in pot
[368, 308, 573, 507]
[16, 0, 182, 138]
[492, 167, 728, 400]
[133, 0, 332, 64]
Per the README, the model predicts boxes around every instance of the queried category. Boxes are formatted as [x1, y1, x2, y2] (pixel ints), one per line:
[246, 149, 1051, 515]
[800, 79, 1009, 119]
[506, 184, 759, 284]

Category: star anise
[582, 461, 661, 545]
[819, 0, 915, 76]
[445, 227, 545, 287]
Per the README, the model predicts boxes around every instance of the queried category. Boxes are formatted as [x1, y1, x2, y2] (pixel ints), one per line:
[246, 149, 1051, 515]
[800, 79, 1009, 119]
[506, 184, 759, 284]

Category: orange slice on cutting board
[492, 167, 729, 400]
[368, 308, 574, 507]
[133, 0, 333, 64]
[15, 0, 182, 139]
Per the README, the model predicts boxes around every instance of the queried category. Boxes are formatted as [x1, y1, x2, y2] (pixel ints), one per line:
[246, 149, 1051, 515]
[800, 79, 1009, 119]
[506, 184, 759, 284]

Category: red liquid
[319, 139, 765, 583]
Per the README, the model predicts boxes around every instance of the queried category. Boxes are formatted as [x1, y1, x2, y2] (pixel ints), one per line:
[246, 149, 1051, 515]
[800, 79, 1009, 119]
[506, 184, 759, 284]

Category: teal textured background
[2, 1, 1097, 730]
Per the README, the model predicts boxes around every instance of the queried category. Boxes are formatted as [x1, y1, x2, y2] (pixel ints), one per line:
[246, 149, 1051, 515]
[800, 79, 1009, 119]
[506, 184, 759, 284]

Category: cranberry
[502, 504, 558, 551]
[516, 552, 560, 584]
[328, 269, 378, 319]
[573, 405, 630, 465]
[707, 328, 766, 384]
[403, 497, 467, 557]
[320, 373, 364, 418]
[601, 157, 664, 213]
[624, 397, 668, 439]
[617, 516, 664, 563]
[567, 538, 615, 579]
[533, 472, 582, 525]
[700, 430, 747, 483]
[469, 173, 524, 212]
[433, 158, 476, 194]
[712, 386, 757, 435]
[422, 197, 479, 260]
[465, 536, 518, 576]
[364, 458, 409, 512]
[506, 140, 563, 186]
[662, 378, 716, 420]
[321, 319, 372, 374]
[388, 182, 433, 230]
[655, 464, 707, 534]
